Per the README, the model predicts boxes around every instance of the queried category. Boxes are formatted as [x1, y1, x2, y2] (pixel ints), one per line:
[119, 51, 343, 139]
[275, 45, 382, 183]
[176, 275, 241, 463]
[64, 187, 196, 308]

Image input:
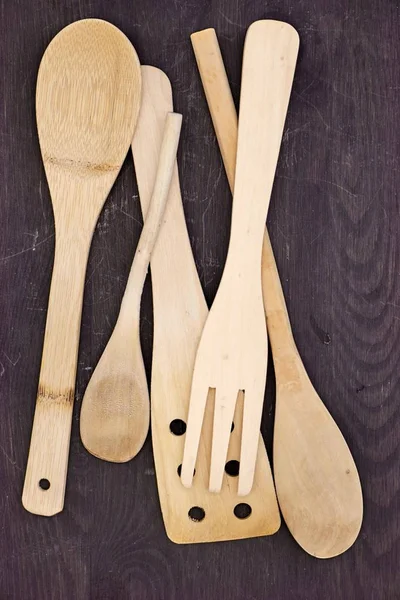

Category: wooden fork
[181, 20, 299, 495]
[190, 26, 363, 557]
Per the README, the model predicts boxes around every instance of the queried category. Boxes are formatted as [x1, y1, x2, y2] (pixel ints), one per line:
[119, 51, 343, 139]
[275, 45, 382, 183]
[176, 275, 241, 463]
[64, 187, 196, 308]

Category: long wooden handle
[226, 21, 299, 271]
[191, 27, 298, 359]
[119, 112, 182, 323]
[22, 233, 89, 515]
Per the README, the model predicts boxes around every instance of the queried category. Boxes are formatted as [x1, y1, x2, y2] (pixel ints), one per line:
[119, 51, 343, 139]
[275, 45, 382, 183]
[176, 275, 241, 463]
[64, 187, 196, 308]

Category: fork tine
[181, 374, 210, 488]
[209, 385, 238, 492]
[238, 382, 266, 496]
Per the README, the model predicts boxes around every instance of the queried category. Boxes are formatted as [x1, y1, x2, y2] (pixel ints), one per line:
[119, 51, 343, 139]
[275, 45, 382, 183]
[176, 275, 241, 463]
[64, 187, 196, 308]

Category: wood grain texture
[22, 18, 141, 516]
[191, 26, 363, 559]
[132, 66, 280, 544]
[79, 110, 181, 463]
[0, 0, 399, 598]
[182, 20, 298, 496]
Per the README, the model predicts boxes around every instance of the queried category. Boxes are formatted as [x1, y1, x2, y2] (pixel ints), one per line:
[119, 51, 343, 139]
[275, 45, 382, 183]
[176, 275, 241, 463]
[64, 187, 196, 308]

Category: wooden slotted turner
[182, 20, 299, 496]
[22, 19, 141, 515]
[132, 66, 280, 543]
[191, 26, 363, 558]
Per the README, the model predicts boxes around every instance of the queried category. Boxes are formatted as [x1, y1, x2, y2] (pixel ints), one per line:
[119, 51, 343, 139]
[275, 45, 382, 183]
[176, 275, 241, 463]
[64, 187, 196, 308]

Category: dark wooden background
[1, 0, 399, 598]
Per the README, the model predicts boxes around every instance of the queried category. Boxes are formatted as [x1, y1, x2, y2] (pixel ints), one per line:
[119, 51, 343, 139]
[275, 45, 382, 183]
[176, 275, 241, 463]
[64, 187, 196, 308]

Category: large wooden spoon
[80, 110, 182, 462]
[191, 26, 363, 558]
[22, 19, 141, 516]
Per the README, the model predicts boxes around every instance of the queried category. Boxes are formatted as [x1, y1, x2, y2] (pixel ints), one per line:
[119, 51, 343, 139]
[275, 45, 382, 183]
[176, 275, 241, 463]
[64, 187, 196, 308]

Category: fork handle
[226, 21, 299, 270]
[191, 28, 298, 357]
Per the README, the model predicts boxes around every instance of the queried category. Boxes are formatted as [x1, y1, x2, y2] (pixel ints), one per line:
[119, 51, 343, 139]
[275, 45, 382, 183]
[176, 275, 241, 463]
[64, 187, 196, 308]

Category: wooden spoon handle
[22, 234, 89, 515]
[191, 27, 298, 359]
[119, 112, 182, 322]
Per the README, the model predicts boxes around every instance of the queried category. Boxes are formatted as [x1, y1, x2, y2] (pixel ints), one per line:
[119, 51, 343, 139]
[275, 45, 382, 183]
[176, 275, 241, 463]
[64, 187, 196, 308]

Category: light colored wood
[191, 30, 238, 190]
[191, 27, 363, 558]
[80, 111, 182, 462]
[22, 19, 141, 515]
[132, 65, 280, 543]
[182, 20, 299, 496]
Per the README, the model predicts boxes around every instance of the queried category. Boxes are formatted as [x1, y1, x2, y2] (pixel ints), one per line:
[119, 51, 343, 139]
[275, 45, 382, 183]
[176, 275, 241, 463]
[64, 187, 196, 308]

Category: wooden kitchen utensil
[191, 27, 363, 558]
[182, 20, 299, 496]
[80, 111, 182, 462]
[22, 19, 141, 516]
[132, 65, 280, 543]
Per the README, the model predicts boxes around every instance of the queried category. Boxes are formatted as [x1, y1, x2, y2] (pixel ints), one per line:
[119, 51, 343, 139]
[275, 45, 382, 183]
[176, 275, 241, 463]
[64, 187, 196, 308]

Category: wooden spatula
[22, 19, 141, 516]
[182, 20, 299, 496]
[80, 110, 182, 462]
[191, 26, 363, 558]
[132, 65, 280, 543]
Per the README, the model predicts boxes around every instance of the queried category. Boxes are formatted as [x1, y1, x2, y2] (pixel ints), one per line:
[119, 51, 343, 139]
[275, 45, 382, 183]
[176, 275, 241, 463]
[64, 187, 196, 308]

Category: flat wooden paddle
[22, 19, 141, 516]
[80, 110, 182, 462]
[191, 26, 363, 558]
[132, 66, 280, 543]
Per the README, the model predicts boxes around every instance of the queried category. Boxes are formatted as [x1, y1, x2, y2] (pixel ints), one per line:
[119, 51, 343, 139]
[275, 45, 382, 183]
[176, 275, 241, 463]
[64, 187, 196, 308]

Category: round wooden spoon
[22, 19, 141, 516]
[80, 109, 182, 463]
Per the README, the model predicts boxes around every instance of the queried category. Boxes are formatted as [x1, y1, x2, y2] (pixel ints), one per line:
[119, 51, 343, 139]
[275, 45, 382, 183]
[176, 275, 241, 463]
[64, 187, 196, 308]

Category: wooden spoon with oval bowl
[80, 110, 182, 462]
[191, 26, 363, 557]
[22, 19, 141, 516]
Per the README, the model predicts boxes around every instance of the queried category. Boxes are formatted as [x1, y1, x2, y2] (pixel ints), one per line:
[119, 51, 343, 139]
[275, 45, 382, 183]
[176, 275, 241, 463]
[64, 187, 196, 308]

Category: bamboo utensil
[22, 19, 141, 516]
[191, 26, 363, 558]
[80, 110, 182, 462]
[182, 20, 299, 496]
[132, 65, 280, 543]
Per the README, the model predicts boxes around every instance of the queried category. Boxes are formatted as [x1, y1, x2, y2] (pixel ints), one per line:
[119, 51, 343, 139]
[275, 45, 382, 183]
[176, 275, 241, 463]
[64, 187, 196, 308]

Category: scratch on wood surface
[85, 257, 104, 287]
[217, 8, 242, 28]
[119, 206, 142, 226]
[24, 230, 39, 250]
[298, 79, 317, 97]
[2, 352, 21, 367]
[283, 122, 312, 141]
[0, 233, 54, 262]
[293, 90, 330, 128]
[0, 443, 22, 472]
[310, 227, 327, 244]
[276, 174, 359, 198]
[276, 223, 289, 241]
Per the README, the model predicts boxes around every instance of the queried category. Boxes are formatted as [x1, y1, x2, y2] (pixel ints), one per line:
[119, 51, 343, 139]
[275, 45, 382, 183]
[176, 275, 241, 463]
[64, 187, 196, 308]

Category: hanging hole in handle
[231, 422, 235, 432]
[39, 479, 50, 491]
